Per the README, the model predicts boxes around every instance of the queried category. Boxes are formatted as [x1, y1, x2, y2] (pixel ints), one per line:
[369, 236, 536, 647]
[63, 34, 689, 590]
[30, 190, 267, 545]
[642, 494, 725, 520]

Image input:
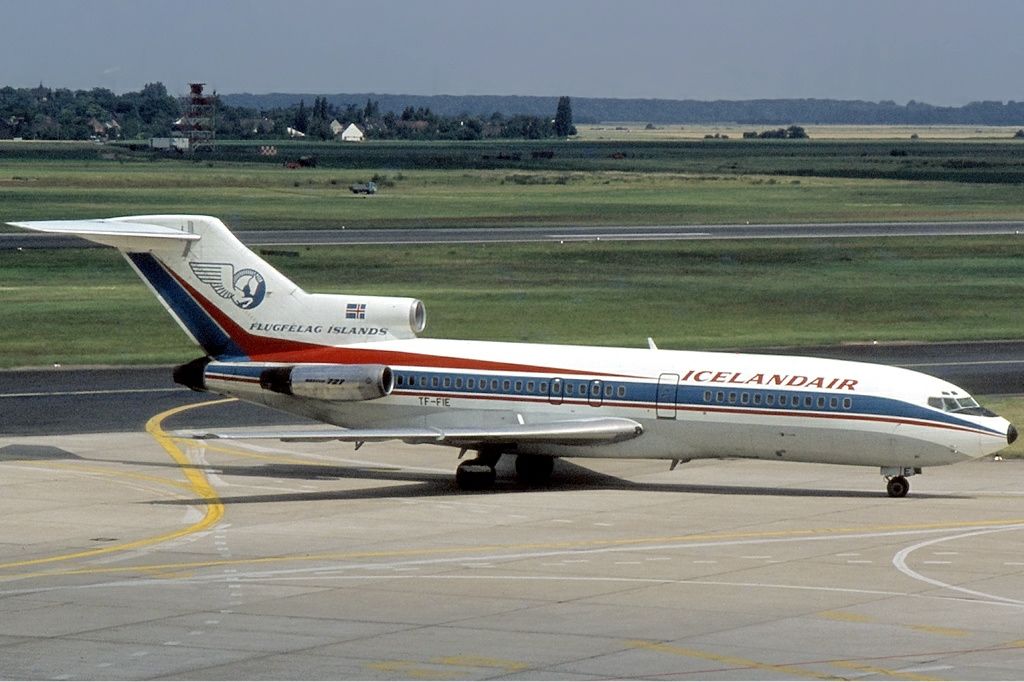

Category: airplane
[9, 214, 1017, 497]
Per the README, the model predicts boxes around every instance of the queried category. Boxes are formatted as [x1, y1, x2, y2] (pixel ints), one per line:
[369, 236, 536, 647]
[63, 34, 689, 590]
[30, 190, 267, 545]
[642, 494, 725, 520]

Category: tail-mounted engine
[174, 358, 395, 403]
[259, 364, 393, 401]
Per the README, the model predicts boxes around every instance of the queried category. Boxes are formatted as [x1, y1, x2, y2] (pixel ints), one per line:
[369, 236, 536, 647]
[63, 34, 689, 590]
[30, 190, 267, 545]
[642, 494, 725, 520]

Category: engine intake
[259, 364, 393, 402]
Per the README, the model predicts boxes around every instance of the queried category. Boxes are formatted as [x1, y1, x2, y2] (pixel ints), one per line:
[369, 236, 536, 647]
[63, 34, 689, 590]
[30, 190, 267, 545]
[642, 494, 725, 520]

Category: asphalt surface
[2, 429, 1024, 680]
[2, 341, 1021, 437]
[4, 219, 1024, 249]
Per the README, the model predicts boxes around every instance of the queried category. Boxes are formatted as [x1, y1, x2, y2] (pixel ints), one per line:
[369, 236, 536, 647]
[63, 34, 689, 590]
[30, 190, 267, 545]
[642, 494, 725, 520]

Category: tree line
[226, 93, 1024, 126]
[0, 83, 577, 141]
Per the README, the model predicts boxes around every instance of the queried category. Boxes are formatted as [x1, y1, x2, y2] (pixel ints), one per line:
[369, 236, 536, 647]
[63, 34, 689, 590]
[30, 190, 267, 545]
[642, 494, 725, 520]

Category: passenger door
[656, 373, 679, 419]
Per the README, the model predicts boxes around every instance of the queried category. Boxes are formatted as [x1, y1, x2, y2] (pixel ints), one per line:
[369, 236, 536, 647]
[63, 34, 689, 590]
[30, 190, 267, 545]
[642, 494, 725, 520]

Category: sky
[1, 0, 1021, 106]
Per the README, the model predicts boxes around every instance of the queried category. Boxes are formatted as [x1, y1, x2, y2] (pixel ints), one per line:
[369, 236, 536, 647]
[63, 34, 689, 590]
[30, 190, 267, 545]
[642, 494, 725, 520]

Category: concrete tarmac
[2, 399, 1024, 679]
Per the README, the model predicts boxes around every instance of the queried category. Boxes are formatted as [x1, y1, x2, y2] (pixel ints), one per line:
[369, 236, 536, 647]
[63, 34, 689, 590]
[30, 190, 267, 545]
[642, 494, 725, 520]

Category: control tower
[181, 82, 215, 151]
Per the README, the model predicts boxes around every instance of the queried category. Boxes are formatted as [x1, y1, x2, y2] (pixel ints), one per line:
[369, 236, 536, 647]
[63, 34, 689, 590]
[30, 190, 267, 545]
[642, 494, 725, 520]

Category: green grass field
[4, 237, 1024, 367]
[3, 165, 1024, 230]
[4, 138, 1024, 231]
[4, 138, 1024, 366]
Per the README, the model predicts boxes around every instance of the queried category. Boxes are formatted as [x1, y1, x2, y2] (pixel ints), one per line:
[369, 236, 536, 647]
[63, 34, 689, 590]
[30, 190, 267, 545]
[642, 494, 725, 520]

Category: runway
[4, 219, 1024, 249]
[2, 401, 1024, 680]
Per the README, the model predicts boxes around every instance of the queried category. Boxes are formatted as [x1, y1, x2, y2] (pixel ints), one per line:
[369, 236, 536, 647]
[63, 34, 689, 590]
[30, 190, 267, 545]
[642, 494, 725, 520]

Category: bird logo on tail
[190, 262, 267, 309]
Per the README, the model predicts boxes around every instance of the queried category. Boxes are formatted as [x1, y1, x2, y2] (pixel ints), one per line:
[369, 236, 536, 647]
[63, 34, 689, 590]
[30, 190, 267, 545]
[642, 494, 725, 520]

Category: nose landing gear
[882, 466, 921, 498]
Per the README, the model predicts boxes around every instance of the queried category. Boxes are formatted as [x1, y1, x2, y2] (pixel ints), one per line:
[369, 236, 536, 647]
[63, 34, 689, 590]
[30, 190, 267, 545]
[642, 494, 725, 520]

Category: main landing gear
[454, 450, 557, 490]
[882, 466, 921, 498]
[455, 450, 500, 490]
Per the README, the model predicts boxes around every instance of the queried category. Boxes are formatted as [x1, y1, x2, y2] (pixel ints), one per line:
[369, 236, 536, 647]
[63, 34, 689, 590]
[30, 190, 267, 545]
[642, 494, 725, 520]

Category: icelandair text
[681, 369, 858, 391]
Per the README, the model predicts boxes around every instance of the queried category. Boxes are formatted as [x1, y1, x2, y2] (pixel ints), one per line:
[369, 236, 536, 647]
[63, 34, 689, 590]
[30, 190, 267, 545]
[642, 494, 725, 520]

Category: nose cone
[1009, 424, 1018, 445]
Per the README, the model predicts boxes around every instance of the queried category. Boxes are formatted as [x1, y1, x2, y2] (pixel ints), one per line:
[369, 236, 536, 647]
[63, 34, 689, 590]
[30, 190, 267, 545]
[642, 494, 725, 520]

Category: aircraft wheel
[886, 475, 910, 498]
[456, 460, 496, 491]
[515, 455, 554, 485]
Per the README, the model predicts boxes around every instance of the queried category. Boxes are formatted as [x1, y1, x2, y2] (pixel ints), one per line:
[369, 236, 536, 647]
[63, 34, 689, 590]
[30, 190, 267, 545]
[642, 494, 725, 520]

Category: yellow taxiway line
[0, 400, 229, 574]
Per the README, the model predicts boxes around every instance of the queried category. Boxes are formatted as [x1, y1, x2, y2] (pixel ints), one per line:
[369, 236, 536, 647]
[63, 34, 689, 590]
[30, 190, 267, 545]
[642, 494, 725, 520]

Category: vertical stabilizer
[9, 215, 426, 360]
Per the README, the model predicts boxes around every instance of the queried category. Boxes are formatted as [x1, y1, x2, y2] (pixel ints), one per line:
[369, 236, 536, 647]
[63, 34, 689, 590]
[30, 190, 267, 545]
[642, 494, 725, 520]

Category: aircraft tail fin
[9, 215, 426, 360]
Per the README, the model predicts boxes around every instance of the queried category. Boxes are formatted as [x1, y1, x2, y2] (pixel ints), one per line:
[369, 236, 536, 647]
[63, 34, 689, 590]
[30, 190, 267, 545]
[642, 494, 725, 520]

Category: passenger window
[817, 397, 825, 408]
[443, 377, 451, 388]
[527, 381, 535, 393]
[753, 394, 762, 405]
[617, 386, 626, 398]
[503, 380, 511, 391]
[740, 392, 749, 405]
[728, 392, 737, 404]
[432, 377, 439, 388]
[766, 394, 775, 406]
[491, 379, 499, 391]
[829, 397, 838, 408]
[540, 382, 548, 393]
[843, 398, 852, 409]
[716, 391, 724, 403]
[455, 377, 463, 388]
[604, 384, 613, 398]
[704, 390, 712, 402]
[467, 378, 475, 390]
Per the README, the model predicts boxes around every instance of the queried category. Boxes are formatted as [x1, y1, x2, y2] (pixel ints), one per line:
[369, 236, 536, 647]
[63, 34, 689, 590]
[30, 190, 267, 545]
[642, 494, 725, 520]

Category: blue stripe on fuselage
[385, 367, 1002, 437]
[126, 253, 248, 360]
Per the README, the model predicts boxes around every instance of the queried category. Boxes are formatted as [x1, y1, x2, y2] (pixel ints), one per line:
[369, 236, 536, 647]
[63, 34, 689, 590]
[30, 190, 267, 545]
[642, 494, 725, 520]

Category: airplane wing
[187, 417, 643, 447]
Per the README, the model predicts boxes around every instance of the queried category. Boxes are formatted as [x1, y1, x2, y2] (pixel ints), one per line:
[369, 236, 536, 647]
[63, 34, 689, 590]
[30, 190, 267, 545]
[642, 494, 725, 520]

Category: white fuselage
[205, 337, 1013, 470]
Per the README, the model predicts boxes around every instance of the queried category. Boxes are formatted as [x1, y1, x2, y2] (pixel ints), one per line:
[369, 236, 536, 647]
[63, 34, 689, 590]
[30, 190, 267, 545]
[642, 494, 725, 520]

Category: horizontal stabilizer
[8, 219, 200, 249]
[186, 417, 644, 448]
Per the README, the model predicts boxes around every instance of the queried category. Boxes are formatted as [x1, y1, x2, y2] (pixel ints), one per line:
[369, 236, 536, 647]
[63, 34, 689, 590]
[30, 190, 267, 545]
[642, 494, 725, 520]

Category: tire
[886, 476, 909, 498]
[456, 461, 496, 490]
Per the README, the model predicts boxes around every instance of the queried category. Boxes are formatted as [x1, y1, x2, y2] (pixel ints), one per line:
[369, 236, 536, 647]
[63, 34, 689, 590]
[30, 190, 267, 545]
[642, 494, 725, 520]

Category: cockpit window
[928, 395, 995, 417]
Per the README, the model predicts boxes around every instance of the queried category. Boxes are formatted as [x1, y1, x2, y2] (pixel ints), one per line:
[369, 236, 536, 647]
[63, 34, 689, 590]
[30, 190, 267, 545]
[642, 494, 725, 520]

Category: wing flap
[186, 417, 644, 447]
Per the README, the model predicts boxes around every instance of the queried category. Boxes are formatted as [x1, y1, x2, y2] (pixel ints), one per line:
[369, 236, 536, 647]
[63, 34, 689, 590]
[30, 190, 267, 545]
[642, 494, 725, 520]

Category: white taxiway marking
[548, 232, 712, 241]
[11, 522, 1024, 615]
[892, 523, 1024, 607]
[0, 388, 184, 398]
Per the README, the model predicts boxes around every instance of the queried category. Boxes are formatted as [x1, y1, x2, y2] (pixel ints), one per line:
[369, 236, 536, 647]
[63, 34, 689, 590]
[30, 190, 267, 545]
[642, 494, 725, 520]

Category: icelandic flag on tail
[346, 303, 367, 319]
